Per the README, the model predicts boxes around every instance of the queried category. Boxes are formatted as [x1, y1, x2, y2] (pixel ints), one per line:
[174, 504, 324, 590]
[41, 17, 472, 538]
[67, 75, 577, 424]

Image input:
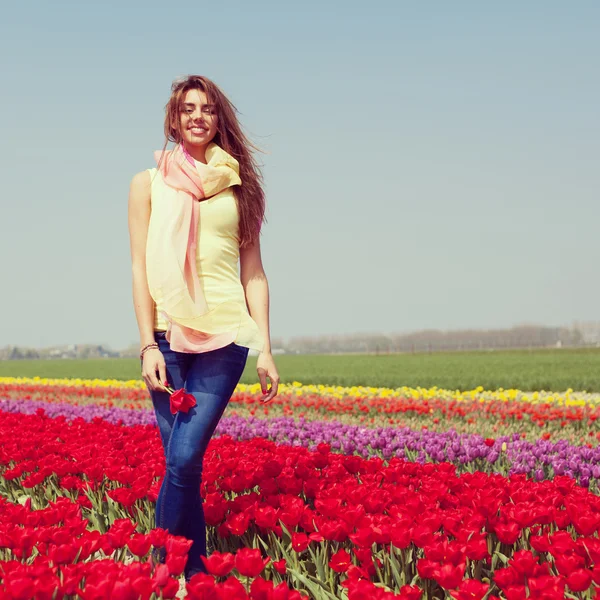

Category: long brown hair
[159, 75, 266, 248]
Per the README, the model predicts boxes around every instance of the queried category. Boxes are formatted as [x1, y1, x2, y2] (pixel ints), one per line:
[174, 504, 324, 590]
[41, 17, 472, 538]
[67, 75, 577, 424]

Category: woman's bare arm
[128, 171, 166, 390]
[240, 238, 271, 354]
[240, 238, 279, 401]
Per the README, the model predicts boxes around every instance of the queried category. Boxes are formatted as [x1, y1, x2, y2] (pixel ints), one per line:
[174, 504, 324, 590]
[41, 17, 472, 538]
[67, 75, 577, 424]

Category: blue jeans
[144, 330, 249, 578]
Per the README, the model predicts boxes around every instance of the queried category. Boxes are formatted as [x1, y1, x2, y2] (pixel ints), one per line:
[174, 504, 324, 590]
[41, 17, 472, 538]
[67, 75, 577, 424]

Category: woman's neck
[182, 142, 208, 164]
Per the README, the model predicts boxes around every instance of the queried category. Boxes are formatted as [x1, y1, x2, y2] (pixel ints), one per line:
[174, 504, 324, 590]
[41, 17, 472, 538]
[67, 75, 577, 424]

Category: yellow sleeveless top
[146, 166, 264, 352]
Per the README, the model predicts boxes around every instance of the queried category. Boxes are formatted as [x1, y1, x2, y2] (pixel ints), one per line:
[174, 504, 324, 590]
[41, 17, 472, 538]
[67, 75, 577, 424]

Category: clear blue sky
[1, 1, 598, 350]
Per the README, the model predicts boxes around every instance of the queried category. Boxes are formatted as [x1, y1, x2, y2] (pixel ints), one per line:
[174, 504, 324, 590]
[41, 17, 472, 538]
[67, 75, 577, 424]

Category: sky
[1, 1, 598, 350]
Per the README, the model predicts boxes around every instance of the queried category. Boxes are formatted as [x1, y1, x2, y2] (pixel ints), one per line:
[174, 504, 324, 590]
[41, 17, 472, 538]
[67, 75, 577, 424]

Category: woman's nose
[191, 110, 204, 122]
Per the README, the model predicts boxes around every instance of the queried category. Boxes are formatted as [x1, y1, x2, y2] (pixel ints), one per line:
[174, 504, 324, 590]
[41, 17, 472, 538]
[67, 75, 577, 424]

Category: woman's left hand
[257, 352, 280, 403]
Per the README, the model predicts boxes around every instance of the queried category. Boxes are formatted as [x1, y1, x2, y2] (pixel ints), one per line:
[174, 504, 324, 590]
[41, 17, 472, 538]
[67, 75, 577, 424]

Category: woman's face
[179, 88, 219, 148]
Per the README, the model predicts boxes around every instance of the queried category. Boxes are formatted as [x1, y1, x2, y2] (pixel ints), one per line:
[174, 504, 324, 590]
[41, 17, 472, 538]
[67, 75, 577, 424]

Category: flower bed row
[3, 407, 600, 598]
[2, 400, 600, 491]
[1, 376, 597, 406]
[2, 380, 600, 446]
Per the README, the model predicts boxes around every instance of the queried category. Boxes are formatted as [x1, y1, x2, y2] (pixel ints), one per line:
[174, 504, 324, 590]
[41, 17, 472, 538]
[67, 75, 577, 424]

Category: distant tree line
[272, 325, 587, 355]
[0, 345, 120, 361]
[1, 324, 596, 360]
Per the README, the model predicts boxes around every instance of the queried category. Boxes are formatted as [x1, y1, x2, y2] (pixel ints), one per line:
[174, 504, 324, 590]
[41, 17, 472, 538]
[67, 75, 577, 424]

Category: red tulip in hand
[161, 382, 196, 415]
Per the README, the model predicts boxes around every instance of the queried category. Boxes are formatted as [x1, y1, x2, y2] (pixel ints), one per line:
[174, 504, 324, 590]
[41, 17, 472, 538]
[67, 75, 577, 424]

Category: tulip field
[2, 375, 600, 599]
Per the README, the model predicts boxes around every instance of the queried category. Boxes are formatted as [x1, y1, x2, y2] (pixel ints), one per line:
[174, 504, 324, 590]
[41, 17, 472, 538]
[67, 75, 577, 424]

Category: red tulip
[272, 558, 287, 575]
[279, 497, 305, 528]
[226, 511, 251, 536]
[464, 535, 488, 561]
[329, 549, 352, 573]
[111, 579, 139, 600]
[291, 532, 309, 552]
[127, 534, 152, 558]
[4, 576, 35, 600]
[186, 572, 216, 597]
[201, 551, 235, 577]
[450, 579, 489, 600]
[530, 533, 552, 553]
[263, 459, 284, 478]
[167, 388, 197, 414]
[432, 562, 465, 590]
[417, 558, 437, 579]
[81, 578, 115, 600]
[396, 585, 422, 599]
[566, 568, 593, 592]
[235, 548, 270, 577]
[527, 575, 566, 598]
[501, 586, 526, 600]
[165, 535, 193, 557]
[509, 550, 539, 577]
[152, 563, 170, 587]
[554, 552, 585, 577]
[216, 576, 247, 599]
[47, 543, 80, 565]
[254, 505, 278, 530]
[166, 553, 187, 575]
[494, 521, 521, 545]
[160, 578, 181, 598]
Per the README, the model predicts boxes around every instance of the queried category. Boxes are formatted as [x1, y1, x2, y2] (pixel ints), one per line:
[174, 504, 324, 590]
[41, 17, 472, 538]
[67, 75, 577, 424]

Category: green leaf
[286, 566, 344, 600]
[388, 546, 404, 586]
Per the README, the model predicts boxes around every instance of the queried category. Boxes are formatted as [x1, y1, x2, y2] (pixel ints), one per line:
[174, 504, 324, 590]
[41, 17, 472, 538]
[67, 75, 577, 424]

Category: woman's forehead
[183, 88, 210, 104]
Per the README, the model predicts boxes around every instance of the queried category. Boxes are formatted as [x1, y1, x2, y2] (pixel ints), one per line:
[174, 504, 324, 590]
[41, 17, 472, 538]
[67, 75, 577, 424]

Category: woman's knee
[166, 447, 204, 483]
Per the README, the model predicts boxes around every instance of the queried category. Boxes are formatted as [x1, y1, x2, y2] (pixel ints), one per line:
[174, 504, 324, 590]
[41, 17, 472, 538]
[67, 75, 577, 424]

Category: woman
[127, 75, 279, 580]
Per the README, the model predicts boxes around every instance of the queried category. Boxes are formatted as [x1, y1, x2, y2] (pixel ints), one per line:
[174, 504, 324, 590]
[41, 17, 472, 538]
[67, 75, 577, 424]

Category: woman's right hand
[142, 348, 168, 391]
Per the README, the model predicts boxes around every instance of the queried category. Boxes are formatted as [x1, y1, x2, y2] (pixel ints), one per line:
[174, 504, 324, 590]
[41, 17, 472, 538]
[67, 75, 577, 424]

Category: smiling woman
[127, 74, 280, 580]
[176, 91, 218, 154]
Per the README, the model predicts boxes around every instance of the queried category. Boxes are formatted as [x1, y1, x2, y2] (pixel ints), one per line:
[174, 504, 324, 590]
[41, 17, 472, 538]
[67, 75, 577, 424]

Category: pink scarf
[145, 142, 243, 353]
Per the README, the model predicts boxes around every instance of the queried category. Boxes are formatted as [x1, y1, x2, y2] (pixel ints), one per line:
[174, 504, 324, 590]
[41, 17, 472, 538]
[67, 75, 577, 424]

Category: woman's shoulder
[130, 169, 151, 184]
[128, 169, 147, 190]
[129, 168, 158, 188]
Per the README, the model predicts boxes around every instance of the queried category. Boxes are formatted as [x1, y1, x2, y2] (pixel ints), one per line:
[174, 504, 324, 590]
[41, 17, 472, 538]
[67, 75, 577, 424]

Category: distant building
[573, 321, 600, 345]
